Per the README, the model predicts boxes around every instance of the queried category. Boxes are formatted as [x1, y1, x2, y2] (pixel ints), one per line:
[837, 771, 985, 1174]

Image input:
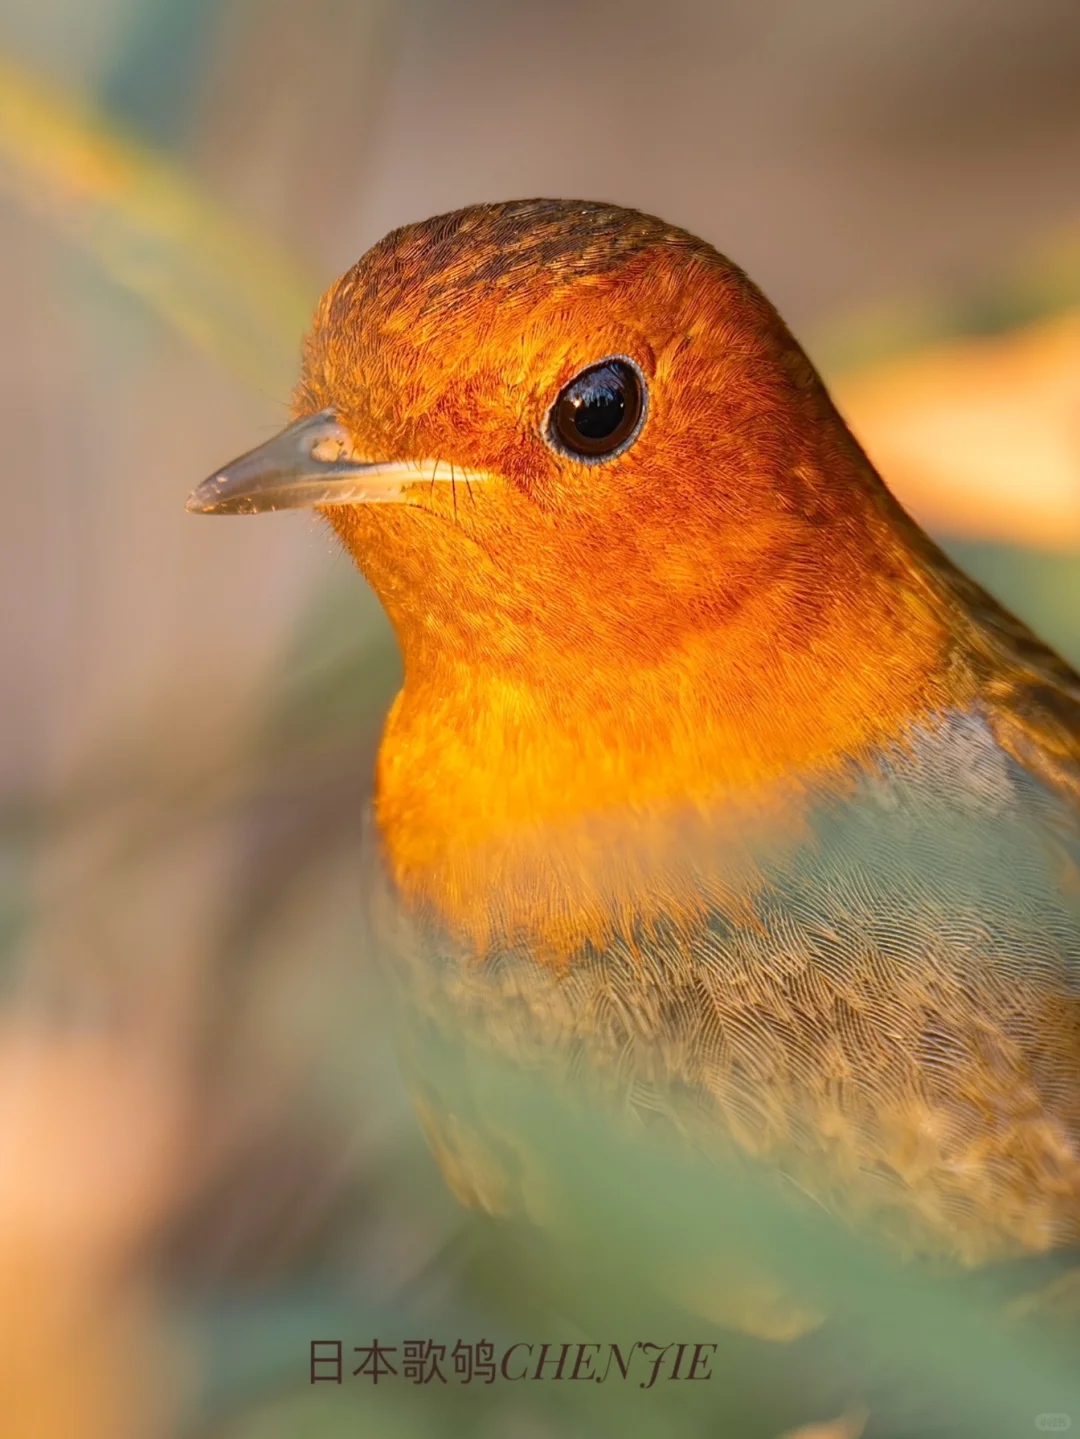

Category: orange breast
[371, 552, 965, 957]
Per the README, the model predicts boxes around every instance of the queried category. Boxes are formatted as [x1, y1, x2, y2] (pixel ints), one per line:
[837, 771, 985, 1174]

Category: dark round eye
[547, 357, 646, 461]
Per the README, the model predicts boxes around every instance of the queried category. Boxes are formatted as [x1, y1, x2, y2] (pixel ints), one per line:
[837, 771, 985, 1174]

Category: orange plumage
[190, 200, 1080, 1368]
[296, 205, 971, 952]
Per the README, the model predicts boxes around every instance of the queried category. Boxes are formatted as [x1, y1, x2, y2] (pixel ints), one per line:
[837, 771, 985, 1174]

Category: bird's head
[190, 201, 958, 944]
[191, 200, 929, 693]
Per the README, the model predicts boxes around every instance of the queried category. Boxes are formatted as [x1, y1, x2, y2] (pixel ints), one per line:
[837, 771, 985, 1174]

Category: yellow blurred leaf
[835, 309, 1080, 549]
[0, 52, 318, 394]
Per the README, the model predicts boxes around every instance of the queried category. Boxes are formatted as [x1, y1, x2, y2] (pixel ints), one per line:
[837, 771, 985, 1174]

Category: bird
[188, 200, 1080, 1432]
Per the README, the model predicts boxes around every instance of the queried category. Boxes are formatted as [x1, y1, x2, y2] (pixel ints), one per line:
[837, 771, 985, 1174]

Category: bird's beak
[186, 408, 480, 515]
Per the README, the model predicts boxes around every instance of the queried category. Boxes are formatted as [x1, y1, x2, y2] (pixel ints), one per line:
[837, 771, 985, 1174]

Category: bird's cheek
[480, 441, 565, 512]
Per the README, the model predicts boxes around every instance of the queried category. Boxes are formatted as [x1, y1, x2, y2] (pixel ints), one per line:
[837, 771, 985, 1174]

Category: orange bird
[189, 200, 1080, 1411]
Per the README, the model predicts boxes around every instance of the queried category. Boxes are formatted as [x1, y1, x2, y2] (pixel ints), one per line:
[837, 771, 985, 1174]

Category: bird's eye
[547, 357, 646, 462]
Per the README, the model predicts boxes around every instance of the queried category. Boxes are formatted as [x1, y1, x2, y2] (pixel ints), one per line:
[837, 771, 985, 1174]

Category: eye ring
[545, 355, 647, 463]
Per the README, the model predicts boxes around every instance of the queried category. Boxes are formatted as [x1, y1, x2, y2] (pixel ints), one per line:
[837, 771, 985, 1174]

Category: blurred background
[0, 1, 1078, 1435]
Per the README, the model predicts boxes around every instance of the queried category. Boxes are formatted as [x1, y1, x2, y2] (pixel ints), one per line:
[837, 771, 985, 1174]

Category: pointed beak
[186, 409, 480, 515]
